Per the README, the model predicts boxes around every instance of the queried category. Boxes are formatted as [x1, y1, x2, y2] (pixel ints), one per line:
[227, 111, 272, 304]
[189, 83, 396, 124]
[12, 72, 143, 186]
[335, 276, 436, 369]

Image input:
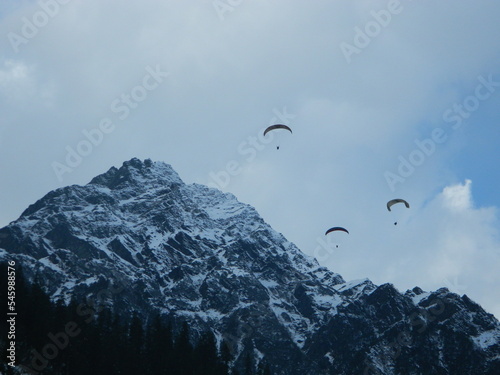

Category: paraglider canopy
[263, 124, 292, 137]
[386, 199, 410, 211]
[325, 227, 349, 236]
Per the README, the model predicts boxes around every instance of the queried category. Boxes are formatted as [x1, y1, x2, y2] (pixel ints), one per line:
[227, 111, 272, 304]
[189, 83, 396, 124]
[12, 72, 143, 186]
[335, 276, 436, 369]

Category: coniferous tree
[193, 330, 219, 375]
[86, 316, 105, 374]
[171, 321, 194, 375]
[25, 281, 53, 350]
[244, 352, 254, 375]
[126, 312, 144, 374]
[219, 339, 233, 375]
[110, 312, 128, 375]
[145, 314, 173, 375]
[95, 307, 115, 375]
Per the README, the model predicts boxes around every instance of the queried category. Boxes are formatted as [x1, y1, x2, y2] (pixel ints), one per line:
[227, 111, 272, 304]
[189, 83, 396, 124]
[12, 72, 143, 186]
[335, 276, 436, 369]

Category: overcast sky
[1, 0, 499, 318]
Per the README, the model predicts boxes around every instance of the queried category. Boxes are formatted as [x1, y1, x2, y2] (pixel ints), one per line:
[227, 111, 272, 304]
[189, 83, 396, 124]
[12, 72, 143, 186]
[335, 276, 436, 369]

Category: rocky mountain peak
[89, 157, 183, 190]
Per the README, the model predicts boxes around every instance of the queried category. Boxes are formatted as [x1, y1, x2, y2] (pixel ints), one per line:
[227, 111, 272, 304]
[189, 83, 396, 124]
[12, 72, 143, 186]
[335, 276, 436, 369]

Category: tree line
[0, 263, 271, 375]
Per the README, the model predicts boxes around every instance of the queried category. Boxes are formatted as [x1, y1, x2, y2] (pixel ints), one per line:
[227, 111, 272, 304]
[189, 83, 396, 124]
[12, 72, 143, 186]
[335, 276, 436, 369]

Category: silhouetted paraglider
[387, 199, 410, 225]
[325, 227, 349, 248]
[263, 124, 292, 150]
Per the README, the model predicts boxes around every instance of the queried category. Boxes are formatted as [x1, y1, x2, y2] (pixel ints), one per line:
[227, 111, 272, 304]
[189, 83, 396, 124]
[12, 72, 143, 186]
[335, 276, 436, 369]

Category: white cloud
[430, 181, 500, 317]
[441, 179, 473, 211]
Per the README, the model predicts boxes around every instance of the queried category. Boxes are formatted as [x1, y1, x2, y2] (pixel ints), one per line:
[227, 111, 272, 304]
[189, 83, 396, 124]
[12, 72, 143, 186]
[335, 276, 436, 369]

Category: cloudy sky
[1, 0, 499, 318]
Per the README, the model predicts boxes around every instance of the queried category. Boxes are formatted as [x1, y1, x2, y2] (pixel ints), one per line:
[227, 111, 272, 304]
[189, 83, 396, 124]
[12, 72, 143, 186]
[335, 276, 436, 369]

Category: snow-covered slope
[1, 158, 499, 374]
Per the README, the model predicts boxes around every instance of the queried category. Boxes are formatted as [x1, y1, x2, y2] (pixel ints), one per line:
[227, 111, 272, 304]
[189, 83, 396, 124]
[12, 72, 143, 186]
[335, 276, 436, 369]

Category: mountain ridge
[1, 158, 499, 374]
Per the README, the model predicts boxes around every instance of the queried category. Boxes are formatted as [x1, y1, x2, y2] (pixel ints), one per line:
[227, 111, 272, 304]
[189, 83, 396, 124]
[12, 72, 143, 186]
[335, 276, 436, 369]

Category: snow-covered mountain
[1, 158, 499, 374]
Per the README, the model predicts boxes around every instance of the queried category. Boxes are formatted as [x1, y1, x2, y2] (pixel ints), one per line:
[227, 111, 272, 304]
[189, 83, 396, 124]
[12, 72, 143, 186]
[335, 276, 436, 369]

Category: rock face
[1, 158, 499, 374]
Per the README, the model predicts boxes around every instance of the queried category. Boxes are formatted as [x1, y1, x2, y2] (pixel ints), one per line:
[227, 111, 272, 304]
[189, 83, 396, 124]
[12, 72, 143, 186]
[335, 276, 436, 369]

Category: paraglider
[263, 124, 292, 150]
[325, 227, 349, 248]
[386, 199, 410, 225]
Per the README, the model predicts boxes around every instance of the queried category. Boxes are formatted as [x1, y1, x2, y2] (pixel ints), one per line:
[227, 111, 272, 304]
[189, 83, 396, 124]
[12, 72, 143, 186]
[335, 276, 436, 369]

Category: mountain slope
[1, 158, 499, 374]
